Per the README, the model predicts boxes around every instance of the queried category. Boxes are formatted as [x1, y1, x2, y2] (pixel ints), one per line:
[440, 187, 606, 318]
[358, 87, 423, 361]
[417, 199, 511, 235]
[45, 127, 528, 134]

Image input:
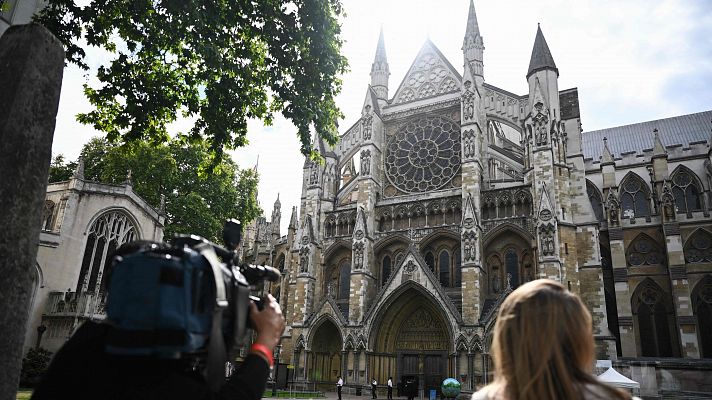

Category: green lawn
[16, 390, 32, 400]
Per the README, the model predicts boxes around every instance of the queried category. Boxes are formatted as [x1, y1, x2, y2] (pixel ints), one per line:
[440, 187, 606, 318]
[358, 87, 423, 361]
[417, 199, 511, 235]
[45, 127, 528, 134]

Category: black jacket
[32, 321, 270, 400]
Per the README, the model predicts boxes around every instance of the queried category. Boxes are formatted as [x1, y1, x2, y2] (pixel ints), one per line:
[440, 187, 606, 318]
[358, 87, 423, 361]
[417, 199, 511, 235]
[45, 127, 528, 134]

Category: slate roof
[527, 25, 558, 79]
[582, 110, 712, 161]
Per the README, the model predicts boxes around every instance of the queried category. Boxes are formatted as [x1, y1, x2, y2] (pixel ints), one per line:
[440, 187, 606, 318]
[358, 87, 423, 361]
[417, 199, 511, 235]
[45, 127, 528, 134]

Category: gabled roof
[527, 25, 558, 79]
[390, 39, 462, 105]
[582, 110, 712, 161]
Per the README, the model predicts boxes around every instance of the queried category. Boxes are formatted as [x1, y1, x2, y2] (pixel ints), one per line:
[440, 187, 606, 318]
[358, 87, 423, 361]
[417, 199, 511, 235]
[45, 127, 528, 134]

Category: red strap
[250, 343, 274, 368]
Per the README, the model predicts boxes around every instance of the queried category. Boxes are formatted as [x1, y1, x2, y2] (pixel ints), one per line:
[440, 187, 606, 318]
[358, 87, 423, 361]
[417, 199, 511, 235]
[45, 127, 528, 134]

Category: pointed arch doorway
[371, 286, 452, 398]
[308, 318, 343, 383]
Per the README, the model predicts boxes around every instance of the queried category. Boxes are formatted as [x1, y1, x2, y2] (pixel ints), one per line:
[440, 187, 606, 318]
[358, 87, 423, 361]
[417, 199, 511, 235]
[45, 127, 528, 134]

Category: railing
[44, 291, 107, 319]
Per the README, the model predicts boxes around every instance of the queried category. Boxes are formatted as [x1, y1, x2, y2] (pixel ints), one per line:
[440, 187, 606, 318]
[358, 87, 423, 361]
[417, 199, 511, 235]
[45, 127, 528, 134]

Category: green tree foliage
[52, 138, 262, 242]
[48, 154, 77, 182]
[35, 0, 348, 160]
[20, 348, 52, 387]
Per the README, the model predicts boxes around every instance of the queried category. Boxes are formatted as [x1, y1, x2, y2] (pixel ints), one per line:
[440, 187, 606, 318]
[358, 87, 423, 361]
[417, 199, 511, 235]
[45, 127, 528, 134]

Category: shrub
[20, 348, 52, 387]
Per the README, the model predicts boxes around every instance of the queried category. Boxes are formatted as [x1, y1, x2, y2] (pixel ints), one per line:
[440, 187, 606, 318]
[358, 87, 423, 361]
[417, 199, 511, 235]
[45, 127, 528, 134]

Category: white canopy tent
[598, 367, 640, 390]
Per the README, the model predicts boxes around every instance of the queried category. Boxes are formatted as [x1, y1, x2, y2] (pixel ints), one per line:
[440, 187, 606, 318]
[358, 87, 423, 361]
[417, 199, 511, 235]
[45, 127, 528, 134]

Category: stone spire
[271, 193, 281, 236]
[72, 156, 85, 179]
[652, 128, 667, 158]
[465, 0, 480, 39]
[462, 0, 484, 78]
[370, 27, 390, 101]
[527, 24, 558, 79]
[601, 137, 614, 164]
[289, 206, 298, 230]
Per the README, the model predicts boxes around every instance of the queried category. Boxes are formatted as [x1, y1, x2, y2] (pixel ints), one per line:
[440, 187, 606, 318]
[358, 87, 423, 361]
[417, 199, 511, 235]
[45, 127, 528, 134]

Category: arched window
[425, 252, 435, 273]
[454, 249, 462, 287]
[692, 276, 712, 358]
[685, 230, 712, 263]
[77, 211, 137, 294]
[277, 254, 286, 272]
[42, 200, 56, 231]
[439, 250, 450, 287]
[382, 256, 392, 287]
[632, 280, 676, 357]
[671, 167, 702, 214]
[587, 180, 605, 222]
[338, 261, 351, 300]
[620, 174, 651, 219]
[505, 248, 519, 288]
[626, 234, 666, 267]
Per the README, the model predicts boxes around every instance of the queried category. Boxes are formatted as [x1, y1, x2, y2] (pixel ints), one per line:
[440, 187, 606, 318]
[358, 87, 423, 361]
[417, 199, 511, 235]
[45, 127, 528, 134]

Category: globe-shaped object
[441, 378, 461, 398]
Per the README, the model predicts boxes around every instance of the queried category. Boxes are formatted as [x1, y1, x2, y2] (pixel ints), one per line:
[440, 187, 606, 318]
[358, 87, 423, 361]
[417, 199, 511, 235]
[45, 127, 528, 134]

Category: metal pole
[272, 344, 282, 396]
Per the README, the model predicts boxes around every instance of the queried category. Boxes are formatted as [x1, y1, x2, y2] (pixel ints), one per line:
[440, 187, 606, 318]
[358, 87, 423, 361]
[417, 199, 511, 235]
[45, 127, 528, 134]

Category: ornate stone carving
[539, 223, 556, 256]
[362, 105, 373, 140]
[353, 242, 364, 269]
[299, 247, 310, 273]
[461, 81, 475, 122]
[404, 260, 416, 273]
[308, 161, 319, 186]
[354, 230, 364, 240]
[463, 230, 477, 263]
[462, 129, 476, 159]
[360, 149, 371, 176]
[385, 115, 461, 193]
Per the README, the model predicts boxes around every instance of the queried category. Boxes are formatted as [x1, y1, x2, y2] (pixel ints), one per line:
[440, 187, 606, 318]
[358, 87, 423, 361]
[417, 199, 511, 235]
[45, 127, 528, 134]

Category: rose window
[385, 116, 461, 193]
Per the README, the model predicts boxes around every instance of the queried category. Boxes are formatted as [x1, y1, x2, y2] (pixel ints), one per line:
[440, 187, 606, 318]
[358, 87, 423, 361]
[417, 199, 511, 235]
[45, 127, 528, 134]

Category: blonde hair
[486, 279, 629, 400]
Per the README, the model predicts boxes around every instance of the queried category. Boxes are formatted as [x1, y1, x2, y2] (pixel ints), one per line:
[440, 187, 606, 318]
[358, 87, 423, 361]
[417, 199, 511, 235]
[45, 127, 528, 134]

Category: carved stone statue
[362, 106, 373, 140]
[360, 149, 371, 175]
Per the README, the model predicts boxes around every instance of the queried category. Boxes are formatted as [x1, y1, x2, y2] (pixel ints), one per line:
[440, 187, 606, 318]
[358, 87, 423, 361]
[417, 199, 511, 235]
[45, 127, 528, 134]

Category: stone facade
[24, 163, 165, 353]
[243, 2, 712, 396]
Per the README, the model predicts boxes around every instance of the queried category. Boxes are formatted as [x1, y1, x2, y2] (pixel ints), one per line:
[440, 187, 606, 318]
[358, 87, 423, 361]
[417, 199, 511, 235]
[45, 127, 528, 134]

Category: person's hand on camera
[249, 294, 285, 351]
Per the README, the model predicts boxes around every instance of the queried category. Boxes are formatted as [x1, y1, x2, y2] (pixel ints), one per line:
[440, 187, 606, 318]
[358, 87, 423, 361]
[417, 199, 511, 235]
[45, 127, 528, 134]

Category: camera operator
[31, 294, 285, 400]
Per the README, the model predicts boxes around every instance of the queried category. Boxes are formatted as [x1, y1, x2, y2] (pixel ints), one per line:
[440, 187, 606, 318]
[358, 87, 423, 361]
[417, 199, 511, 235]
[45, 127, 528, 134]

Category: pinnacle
[527, 24, 558, 79]
[465, 0, 480, 38]
[375, 27, 387, 63]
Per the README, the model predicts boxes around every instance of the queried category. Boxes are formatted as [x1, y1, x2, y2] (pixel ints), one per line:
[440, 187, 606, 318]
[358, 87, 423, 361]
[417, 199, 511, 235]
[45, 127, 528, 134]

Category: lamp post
[272, 344, 283, 396]
[35, 325, 47, 349]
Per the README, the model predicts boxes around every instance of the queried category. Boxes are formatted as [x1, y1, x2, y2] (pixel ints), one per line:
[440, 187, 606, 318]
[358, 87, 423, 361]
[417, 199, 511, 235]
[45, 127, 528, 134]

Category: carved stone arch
[374, 234, 411, 254]
[586, 179, 605, 222]
[469, 335, 484, 353]
[323, 240, 352, 261]
[486, 114, 524, 136]
[684, 229, 712, 263]
[344, 335, 355, 351]
[308, 313, 345, 349]
[295, 334, 306, 351]
[626, 233, 666, 267]
[631, 277, 678, 357]
[83, 206, 142, 239]
[691, 275, 712, 357]
[619, 171, 652, 219]
[670, 164, 705, 214]
[357, 334, 367, 351]
[366, 280, 457, 353]
[482, 222, 535, 249]
[455, 335, 469, 352]
[419, 229, 460, 250]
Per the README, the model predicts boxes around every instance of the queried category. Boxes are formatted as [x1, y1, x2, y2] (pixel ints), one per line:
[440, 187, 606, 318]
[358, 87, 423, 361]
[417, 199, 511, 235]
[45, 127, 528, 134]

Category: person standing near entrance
[387, 377, 393, 400]
[337, 376, 343, 400]
[371, 378, 378, 399]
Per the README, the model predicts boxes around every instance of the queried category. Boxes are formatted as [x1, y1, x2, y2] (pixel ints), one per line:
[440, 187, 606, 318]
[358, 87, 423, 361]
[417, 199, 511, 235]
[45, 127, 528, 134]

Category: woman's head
[490, 279, 617, 399]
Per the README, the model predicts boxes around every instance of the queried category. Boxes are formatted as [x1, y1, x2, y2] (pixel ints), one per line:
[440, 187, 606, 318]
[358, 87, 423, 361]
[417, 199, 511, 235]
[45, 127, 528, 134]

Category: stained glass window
[620, 174, 651, 219]
[385, 116, 461, 193]
[626, 234, 666, 267]
[685, 230, 712, 263]
[586, 181, 605, 222]
[671, 168, 702, 214]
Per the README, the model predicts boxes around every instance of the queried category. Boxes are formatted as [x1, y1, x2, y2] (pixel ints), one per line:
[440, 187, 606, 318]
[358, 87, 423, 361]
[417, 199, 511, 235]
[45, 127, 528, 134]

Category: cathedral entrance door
[423, 353, 446, 397]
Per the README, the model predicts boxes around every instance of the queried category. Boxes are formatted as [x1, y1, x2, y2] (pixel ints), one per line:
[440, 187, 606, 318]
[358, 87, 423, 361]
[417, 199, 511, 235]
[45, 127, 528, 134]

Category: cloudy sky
[51, 0, 712, 234]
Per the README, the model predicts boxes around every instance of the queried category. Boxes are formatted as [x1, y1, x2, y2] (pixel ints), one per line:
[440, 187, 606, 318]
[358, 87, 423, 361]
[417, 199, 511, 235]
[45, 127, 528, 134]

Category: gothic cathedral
[242, 1, 712, 395]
